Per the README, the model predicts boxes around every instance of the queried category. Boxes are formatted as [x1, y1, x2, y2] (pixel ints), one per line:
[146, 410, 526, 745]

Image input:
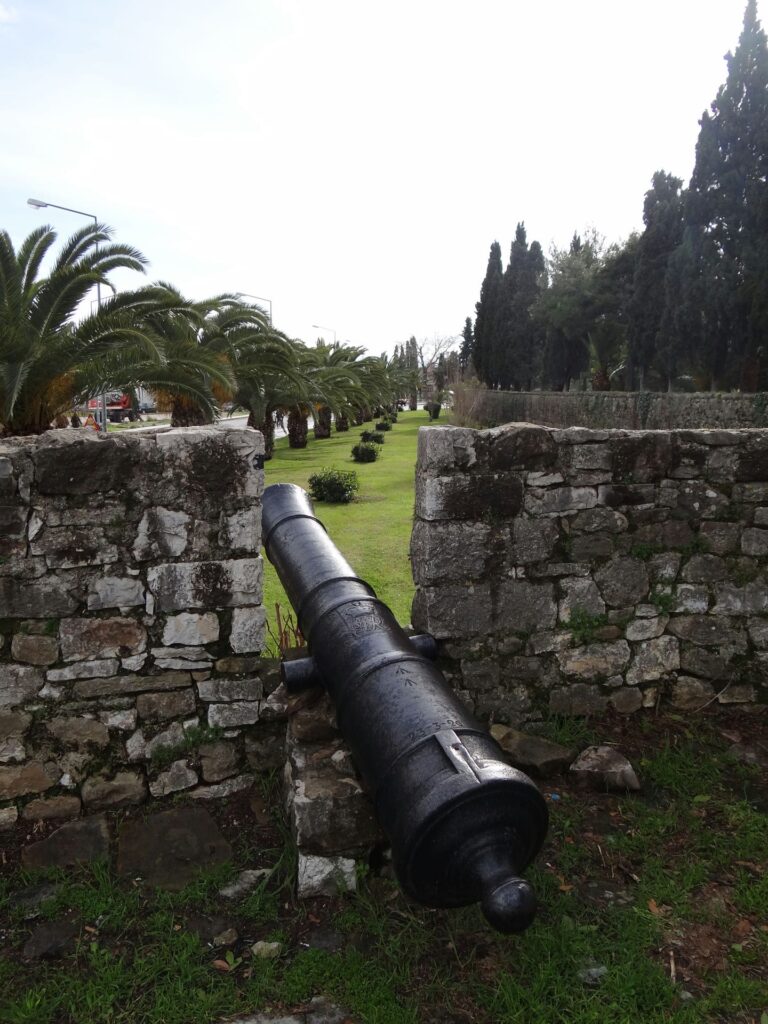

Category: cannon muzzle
[262, 483, 548, 933]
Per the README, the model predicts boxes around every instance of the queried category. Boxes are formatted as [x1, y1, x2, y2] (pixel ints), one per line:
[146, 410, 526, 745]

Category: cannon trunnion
[262, 483, 548, 933]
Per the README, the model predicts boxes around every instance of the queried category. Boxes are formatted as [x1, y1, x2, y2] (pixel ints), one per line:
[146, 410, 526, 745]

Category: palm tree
[310, 342, 368, 439]
[0, 222, 160, 434]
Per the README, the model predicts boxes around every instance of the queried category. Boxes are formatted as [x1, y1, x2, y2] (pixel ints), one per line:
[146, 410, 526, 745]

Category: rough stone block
[147, 558, 263, 612]
[21, 815, 109, 868]
[667, 615, 743, 647]
[149, 759, 198, 797]
[81, 770, 147, 810]
[626, 636, 680, 685]
[597, 484, 655, 508]
[558, 578, 605, 622]
[46, 717, 110, 749]
[133, 507, 191, 560]
[712, 583, 768, 616]
[524, 486, 597, 516]
[609, 688, 643, 714]
[47, 659, 120, 682]
[33, 436, 134, 495]
[219, 507, 261, 552]
[0, 664, 44, 708]
[410, 520, 493, 584]
[416, 425, 479, 474]
[670, 677, 715, 710]
[74, 671, 191, 699]
[197, 677, 263, 702]
[557, 641, 630, 680]
[162, 612, 220, 646]
[60, 617, 146, 662]
[11, 634, 58, 666]
[187, 773, 255, 800]
[549, 684, 607, 716]
[136, 689, 197, 722]
[412, 583, 493, 639]
[0, 805, 18, 829]
[595, 557, 649, 607]
[21, 795, 82, 820]
[625, 615, 667, 641]
[199, 741, 239, 782]
[495, 580, 557, 632]
[0, 761, 57, 800]
[0, 577, 78, 618]
[699, 521, 741, 555]
[680, 555, 727, 583]
[230, 606, 267, 653]
[30, 526, 117, 568]
[297, 853, 357, 898]
[416, 473, 523, 521]
[508, 517, 560, 565]
[87, 576, 145, 610]
[207, 701, 261, 728]
[741, 527, 768, 556]
[674, 584, 710, 614]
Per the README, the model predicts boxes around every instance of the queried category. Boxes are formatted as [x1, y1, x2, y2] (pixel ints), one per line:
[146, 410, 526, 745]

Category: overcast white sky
[0, 0, 761, 353]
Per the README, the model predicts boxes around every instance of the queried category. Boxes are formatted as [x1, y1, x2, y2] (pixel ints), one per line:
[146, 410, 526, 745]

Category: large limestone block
[60, 617, 146, 662]
[33, 435, 135, 495]
[495, 580, 557, 632]
[162, 612, 220, 646]
[416, 425, 478, 474]
[0, 577, 78, 618]
[46, 717, 110, 749]
[219, 507, 261, 553]
[0, 761, 57, 800]
[87, 576, 145, 611]
[30, 526, 117, 568]
[410, 520, 493, 585]
[625, 636, 680, 685]
[557, 641, 631, 680]
[147, 558, 263, 612]
[132, 508, 191, 560]
[595, 557, 649, 607]
[524, 486, 597, 516]
[230, 607, 267, 653]
[81, 770, 147, 810]
[11, 634, 59, 666]
[415, 473, 523, 522]
[0, 663, 44, 708]
[411, 584, 493, 639]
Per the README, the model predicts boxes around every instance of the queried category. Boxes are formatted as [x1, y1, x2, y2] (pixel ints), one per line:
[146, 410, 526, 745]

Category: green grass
[262, 410, 441, 647]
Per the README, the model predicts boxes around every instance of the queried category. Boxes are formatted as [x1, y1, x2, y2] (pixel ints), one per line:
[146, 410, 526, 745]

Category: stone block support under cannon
[262, 483, 548, 933]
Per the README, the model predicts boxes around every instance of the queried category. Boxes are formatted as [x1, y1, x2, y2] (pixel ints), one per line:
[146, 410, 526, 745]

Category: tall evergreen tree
[680, 0, 768, 389]
[500, 223, 545, 390]
[473, 241, 504, 386]
[459, 317, 474, 375]
[628, 172, 685, 388]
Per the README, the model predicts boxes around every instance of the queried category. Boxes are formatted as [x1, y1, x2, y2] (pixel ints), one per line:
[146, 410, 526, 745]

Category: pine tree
[473, 241, 504, 386]
[681, 0, 768, 389]
[628, 172, 684, 388]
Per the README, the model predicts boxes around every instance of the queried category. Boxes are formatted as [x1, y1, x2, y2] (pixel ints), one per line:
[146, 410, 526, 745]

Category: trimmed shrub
[360, 430, 385, 444]
[352, 442, 380, 463]
[425, 402, 442, 421]
[308, 467, 359, 504]
[376, 420, 392, 431]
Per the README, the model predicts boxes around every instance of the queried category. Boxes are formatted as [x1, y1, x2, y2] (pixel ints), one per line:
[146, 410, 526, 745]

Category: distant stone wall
[410, 423, 768, 726]
[0, 427, 286, 831]
[458, 387, 768, 431]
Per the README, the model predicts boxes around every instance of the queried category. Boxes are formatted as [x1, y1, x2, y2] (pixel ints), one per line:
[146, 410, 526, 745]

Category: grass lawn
[261, 409, 440, 649]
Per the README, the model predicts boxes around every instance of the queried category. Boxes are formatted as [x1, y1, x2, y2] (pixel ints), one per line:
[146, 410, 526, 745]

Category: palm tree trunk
[314, 406, 332, 439]
[335, 414, 349, 432]
[171, 397, 210, 428]
[287, 409, 308, 448]
[249, 409, 275, 459]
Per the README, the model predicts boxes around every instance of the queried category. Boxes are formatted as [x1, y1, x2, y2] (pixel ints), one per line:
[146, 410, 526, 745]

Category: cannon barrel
[262, 483, 549, 933]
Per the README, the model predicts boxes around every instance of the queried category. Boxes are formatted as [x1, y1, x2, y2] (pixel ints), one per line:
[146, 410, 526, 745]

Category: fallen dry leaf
[211, 959, 231, 973]
[734, 918, 753, 938]
[647, 899, 663, 916]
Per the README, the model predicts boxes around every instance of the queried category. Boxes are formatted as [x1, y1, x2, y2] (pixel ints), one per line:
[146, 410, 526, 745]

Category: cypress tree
[473, 241, 504, 386]
[628, 172, 684, 389]
[501, 224, 546, 390]
[459, 317, 474, 374]
[681, 0, 768, 389]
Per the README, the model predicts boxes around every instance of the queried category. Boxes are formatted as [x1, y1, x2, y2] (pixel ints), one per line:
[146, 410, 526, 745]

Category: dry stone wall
[460, 387, 768, 431]
[410, 423, 768, 726]
[0, 426, 285, 831]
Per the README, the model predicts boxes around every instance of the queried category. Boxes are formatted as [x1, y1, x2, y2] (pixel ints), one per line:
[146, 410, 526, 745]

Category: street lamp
[312, 323, 337, 344]
[27, 197, 108, 433]
[239, 293, 272, 324]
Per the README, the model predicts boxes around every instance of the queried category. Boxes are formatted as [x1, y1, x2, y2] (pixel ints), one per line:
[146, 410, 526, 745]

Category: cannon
[262, 483, 548, 933]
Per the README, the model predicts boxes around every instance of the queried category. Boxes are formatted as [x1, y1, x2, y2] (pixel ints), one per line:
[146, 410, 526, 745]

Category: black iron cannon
[262, 483, 548, 933]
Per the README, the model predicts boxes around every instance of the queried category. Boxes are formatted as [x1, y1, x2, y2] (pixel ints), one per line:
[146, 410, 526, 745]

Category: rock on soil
[21, 815, 110, 869]
[490, 725, 575, 777]
[569, 745, 641, 792]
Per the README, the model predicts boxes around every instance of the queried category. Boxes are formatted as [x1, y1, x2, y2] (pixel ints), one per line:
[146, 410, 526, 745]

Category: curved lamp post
[27, 197, 108, 433]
